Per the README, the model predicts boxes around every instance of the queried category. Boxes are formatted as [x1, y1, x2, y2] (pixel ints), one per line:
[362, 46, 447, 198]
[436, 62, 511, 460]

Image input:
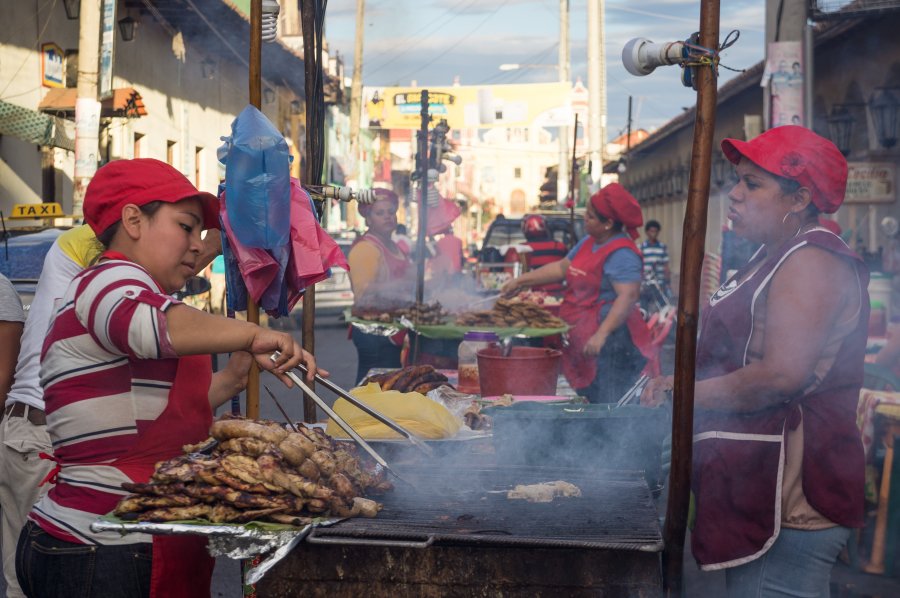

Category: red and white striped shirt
[30, 259, 182, 545]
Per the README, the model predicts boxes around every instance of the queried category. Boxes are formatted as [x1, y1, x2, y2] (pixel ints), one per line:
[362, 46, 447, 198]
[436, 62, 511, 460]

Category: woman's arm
[208, 351, 252, 409]
[501, 258, 569, 294]
[0, 321, 23, 401]
[165, 305, 327, 386]
[694, 246, 857, 412]
[584, 280, 640, 356]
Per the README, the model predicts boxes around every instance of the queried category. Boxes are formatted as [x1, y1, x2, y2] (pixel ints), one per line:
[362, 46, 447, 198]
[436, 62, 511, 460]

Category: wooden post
[663, 2, 719, 595]
[245, 0, 263, 420]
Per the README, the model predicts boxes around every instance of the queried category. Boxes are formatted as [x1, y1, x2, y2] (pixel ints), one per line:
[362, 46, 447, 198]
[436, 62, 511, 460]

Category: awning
[0, 99, 74, 150]
[38, 87, 148, 118]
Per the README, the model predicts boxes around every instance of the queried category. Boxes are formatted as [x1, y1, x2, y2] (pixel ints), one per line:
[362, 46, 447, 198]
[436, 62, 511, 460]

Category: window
[194, 147, 203, 186]
[513, 167, 522, 179]
[166, 140, 176, 166]
[133, 133, 144, 158]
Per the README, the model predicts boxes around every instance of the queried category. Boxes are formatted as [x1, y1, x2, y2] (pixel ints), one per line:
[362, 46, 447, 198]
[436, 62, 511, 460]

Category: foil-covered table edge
[91, 517, 341, 561]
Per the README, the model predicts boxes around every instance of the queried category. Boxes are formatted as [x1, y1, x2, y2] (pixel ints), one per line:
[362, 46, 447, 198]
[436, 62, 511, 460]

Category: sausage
[210, 419, 288, 445]
[277, 433, 317, 466]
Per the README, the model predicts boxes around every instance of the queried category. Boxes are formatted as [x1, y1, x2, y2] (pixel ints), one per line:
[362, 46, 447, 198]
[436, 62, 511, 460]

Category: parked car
[313, 239, 354, 312]
[1, 228, 67, 311]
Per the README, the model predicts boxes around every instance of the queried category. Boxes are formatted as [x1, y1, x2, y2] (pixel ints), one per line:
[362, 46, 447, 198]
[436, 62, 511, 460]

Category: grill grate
[311, 467, 663, 551]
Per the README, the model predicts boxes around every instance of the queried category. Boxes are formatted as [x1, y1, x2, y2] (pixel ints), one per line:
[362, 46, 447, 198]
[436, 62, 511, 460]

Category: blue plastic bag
[219, 105, 291, 249]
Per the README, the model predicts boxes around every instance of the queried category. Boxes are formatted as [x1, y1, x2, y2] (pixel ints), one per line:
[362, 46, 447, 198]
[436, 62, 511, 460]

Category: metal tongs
[616, 374, 651, 407]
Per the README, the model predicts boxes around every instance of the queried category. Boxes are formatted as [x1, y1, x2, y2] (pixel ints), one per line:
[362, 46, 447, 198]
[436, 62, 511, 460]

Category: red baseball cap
[590, 183, 643, 239]
[84, 158, 220, 235]
[721, 125, 847, 214]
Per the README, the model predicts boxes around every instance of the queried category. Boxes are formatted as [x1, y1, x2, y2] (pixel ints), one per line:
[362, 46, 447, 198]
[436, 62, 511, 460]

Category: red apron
[558, 237, 652, 389]
[348, 233, 412, 346]
[691, 230, 867, 570]
[113, 354, 215, 597]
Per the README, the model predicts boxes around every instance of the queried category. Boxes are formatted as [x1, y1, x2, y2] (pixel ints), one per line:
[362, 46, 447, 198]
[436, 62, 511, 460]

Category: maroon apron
[559, 236, 651, 389]
[691, 229, 868, 570]
[113, 354, 215, 597]
[348, 233, 412, 345]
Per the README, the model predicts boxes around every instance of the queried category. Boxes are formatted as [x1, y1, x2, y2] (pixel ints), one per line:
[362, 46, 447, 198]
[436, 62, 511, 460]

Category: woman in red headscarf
[502, 183, 651, 403]
[643, 126, 867, 593]
[348, 189, 414, 384]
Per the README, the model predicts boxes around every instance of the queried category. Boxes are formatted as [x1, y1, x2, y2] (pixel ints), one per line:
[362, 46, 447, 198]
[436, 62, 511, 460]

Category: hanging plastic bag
[219, 105, 291, 249]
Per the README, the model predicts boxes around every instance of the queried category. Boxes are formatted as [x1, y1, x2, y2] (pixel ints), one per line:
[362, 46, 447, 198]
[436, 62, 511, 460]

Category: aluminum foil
[349, 319, 404, 337]
[90, 518, 340, 580]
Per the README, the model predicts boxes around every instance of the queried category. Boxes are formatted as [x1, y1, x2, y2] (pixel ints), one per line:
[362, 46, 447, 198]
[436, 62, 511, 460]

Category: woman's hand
[583, 330, 608, 357]
[248, 328, 330, 386]
[640, 375, 674, 407]
[500, 277, 521, 296]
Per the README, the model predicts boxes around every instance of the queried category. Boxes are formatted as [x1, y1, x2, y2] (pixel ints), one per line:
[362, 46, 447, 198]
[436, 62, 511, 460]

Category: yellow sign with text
[9, 203, 67, 219]
[363, 82, 572, 130]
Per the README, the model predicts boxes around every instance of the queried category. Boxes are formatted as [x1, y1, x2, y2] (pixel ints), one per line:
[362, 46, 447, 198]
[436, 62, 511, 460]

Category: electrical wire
[363, 0, 482, 77]
[0, 0, 58, 100]
[391, 0, 512, 84]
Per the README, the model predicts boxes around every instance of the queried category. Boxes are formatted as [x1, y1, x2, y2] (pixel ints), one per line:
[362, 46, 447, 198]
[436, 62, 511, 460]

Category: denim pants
[577, 324, 646, 404]
[725, 526, 851, 597]
[351, 328, 402, 385]
[16, 521, 152, 598]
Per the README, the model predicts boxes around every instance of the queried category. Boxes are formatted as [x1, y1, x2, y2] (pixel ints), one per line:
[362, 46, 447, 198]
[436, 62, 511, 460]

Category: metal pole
[626, 95, 633, 153]
[245, 0, 263, 420]
[349, 0, 366, 175]
[569, 113, 578, 229]
[557, 0, 570, 204]
[300, 0, 321, 422]
[663, 1, 719, 595]
[587, 0, 607, 180]
[412, 91, 430, 364]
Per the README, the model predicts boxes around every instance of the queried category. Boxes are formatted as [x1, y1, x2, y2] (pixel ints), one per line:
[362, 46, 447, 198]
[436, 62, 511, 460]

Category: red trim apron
[691, 230, 868, 570]
[558, 236, 652, 389]
[99, 251, 215, 596]
[348, 233, 412, 345]
[114, 354, 215, 597]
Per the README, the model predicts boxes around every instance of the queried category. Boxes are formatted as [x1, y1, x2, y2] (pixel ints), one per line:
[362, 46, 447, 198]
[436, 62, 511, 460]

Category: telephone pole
[587, 0, 607, 181]
[557, 0, 570, 205]
[348, 0, 366, 169]
[73, 0, 103, 217]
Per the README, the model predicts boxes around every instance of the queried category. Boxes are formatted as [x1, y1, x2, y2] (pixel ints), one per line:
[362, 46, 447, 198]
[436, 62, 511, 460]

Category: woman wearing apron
[348, 189, 414, 384]
[503, 184, 651, 403]
[15, 159, 324, 598]
[643, 126, 867, 596]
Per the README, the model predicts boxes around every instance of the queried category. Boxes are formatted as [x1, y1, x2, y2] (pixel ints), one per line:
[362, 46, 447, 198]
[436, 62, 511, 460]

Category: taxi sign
[9, 203, 67, 219]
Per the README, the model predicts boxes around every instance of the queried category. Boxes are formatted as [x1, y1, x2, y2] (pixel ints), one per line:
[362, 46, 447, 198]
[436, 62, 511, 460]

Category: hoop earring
[782, 211, 793, 225]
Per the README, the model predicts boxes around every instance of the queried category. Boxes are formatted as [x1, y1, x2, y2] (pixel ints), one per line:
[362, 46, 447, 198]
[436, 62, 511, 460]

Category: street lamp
[63, 0, 80, 20]
[869, 88, 900, 149]
[826, 104, 855, 156]
[118, 16, 137, 42]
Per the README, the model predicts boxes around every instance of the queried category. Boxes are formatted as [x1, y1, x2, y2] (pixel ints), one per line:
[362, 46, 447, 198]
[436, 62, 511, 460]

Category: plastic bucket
[476, 346, 562, 396]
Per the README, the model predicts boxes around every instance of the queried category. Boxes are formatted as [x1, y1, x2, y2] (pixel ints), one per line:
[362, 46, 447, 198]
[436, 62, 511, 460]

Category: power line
[364, 0, 482, 77]
[391, 0, 512, 84]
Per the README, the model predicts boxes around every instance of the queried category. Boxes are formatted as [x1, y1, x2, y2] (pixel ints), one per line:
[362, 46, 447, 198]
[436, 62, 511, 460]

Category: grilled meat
[114, 494, 196, 514]
[218, 437, 274, 457]
[136, 505, 214, 522]
[210, 419, 288, 445]
[277, 433, 317, 466]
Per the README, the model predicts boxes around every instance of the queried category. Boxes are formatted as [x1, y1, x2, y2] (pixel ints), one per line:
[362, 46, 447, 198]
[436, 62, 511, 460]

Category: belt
[4, 402, 47, 426]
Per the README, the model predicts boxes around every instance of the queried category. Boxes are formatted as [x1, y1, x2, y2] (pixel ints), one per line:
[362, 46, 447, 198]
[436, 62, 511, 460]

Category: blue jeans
[351, 328, 402, 385]
[16, 520, 152, 598]
[724, 526, 851, 597]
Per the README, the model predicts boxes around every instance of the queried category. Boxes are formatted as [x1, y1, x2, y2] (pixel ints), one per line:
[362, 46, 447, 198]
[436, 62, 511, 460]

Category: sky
[322, 0, 766, 142]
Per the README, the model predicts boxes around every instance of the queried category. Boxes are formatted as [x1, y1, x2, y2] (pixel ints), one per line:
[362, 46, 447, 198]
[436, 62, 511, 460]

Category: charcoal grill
[259, 466, 663, 596]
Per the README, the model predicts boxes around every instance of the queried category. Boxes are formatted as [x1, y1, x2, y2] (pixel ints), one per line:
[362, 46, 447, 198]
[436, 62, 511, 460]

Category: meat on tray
[363, 364, 452, 394]
[113, 415, 391, 525]
[352, 301, 449, 325]
[455, 297, 566, 329]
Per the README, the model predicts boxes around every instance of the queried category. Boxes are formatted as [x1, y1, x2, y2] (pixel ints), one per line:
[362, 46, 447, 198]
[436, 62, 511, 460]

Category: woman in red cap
[503, 183, 651, 403]
[16, 158, 325, 598]
[348, 189, 414, 384]
[643, 126, 867, 593]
